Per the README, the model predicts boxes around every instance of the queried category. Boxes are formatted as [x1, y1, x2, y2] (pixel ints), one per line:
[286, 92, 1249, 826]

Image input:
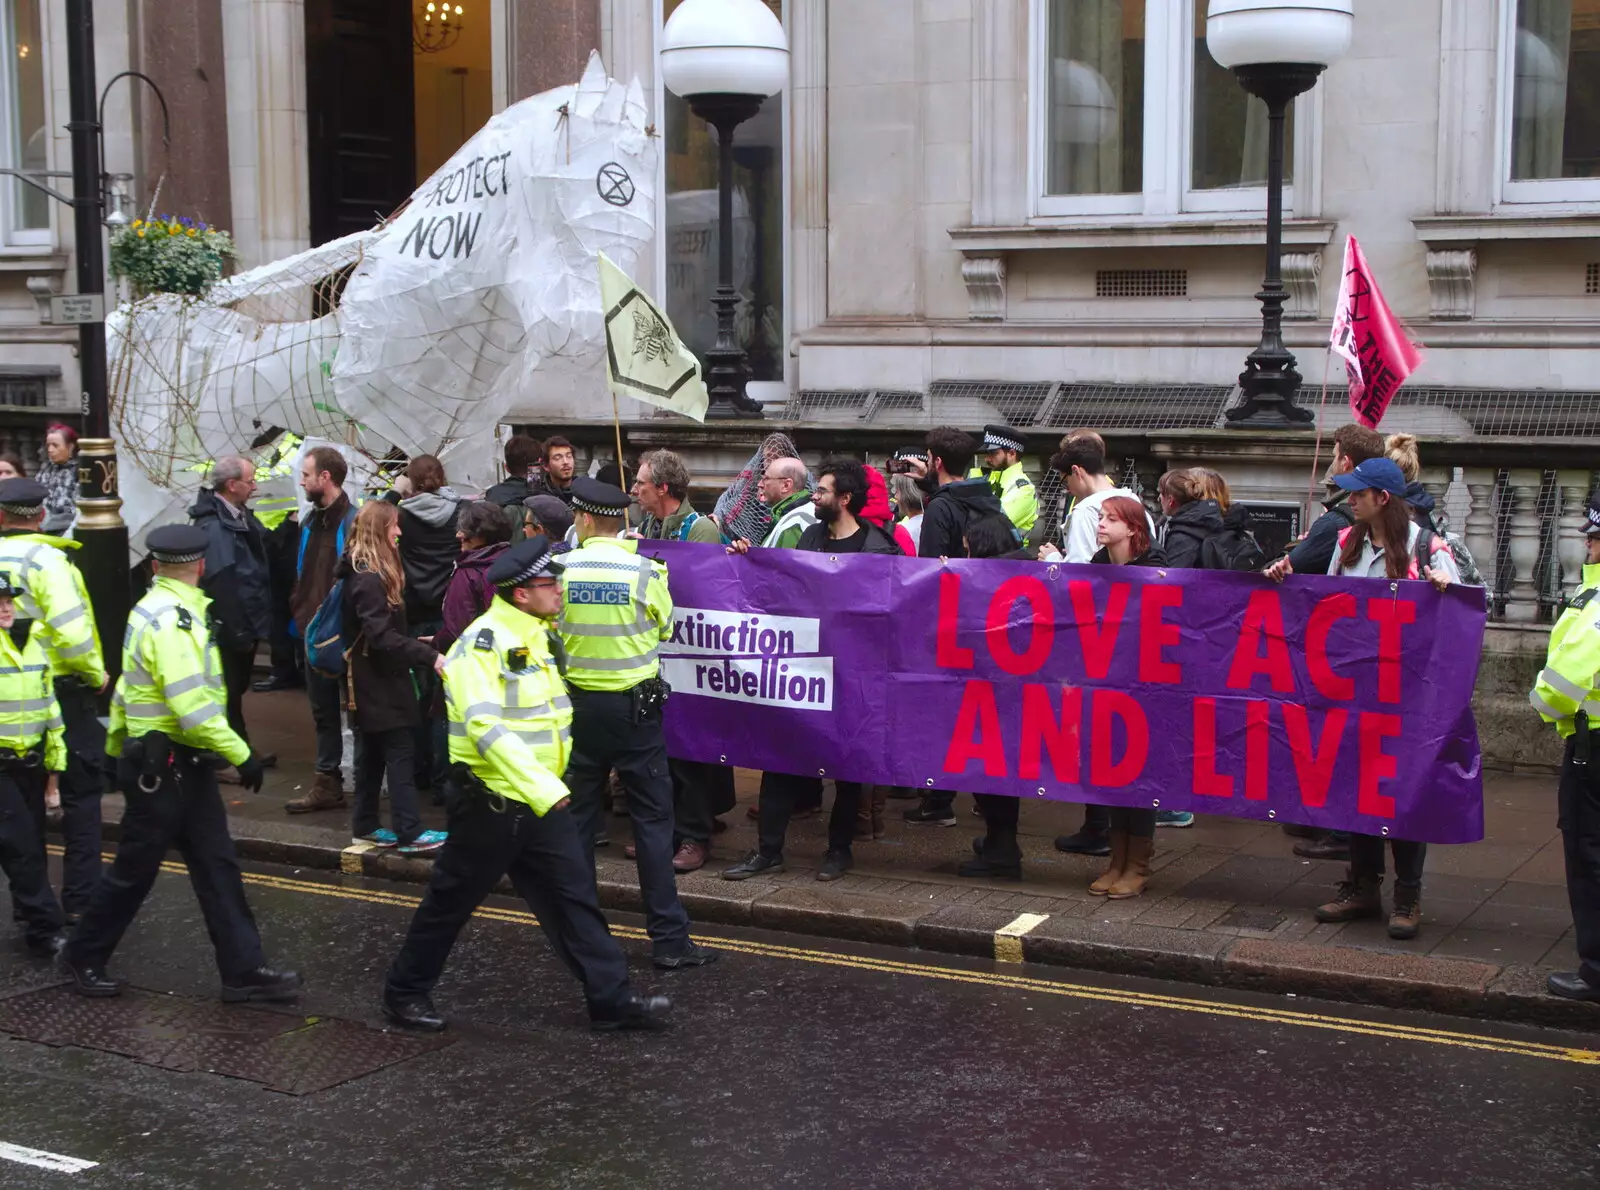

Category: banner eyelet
[718, 755, 727, 764]
[818, 768, 826, 777]
[1036, 787, 1046, 796]
[1267, 809, 1277, 819]
[1152, 798, 1160, 808]
[925, 778, 935, 787]
[1380, 826, 1390, 837]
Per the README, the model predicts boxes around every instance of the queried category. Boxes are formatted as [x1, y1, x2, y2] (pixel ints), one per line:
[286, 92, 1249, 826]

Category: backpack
[304, 578, 353, 676]
[1411, 529, 1484, 586]
[1200, 525, 1268, 572]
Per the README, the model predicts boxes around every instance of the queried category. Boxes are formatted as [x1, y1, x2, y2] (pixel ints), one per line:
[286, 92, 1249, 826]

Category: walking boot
[221, 966, 304, 1003]
[1107, 835, 1154, 899]
[284, 772, 346, 815]
[1314, 871, 1383, 924]
[1088, 829, 1130, 896]
[1388, 884, 1422, 940]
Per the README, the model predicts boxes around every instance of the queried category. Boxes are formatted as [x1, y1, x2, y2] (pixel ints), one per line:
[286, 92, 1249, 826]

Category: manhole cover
[1216, 908, 1286, 934]
[0, 985, 452, 1095]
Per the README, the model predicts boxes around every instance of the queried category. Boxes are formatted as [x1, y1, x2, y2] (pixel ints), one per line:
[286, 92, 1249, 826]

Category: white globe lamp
[660, 0, 790, 419]
[1206, 0, 1354, 428]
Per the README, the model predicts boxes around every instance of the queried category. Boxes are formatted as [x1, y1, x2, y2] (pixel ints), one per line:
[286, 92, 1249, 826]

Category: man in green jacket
[632, 449, 722, 545]
[631, 449, 729, 873]
[729, 457, 815, 550]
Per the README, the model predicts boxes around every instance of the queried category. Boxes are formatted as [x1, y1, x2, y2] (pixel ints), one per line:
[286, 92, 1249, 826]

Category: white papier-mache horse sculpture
[109, 52, 657, 546]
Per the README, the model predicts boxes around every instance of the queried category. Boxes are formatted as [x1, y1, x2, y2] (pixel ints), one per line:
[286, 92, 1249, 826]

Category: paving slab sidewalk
[93, 688, 1600, 1031]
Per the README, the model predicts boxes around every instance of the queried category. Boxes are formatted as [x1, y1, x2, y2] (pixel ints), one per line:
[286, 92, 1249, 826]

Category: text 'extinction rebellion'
[661, 608, 834, 713]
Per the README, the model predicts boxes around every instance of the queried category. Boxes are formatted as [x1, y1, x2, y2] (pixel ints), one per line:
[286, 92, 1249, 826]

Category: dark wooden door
[306, 0, 416, 246]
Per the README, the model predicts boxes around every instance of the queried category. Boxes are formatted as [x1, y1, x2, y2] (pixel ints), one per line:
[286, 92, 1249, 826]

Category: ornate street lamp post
[661, 0, 789, 420]
[1208, 0, 1354, 427]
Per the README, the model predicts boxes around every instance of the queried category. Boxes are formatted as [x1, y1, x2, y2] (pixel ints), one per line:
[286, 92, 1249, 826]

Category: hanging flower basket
[109, 216, 236, 298]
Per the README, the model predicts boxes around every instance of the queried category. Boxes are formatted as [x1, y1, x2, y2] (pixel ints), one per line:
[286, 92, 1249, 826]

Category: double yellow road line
[176, 858, 1600, 1067]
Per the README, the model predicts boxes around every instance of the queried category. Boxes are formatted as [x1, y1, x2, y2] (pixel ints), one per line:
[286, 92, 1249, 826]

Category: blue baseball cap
[1332, 457, 1407, 497]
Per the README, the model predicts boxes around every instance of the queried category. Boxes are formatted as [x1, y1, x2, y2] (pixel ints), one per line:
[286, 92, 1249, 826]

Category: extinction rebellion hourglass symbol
[597, 163, 635, 207]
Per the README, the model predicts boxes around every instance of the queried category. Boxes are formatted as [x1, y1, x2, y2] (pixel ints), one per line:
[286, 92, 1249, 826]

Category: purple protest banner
[649, 542, 1488, 844]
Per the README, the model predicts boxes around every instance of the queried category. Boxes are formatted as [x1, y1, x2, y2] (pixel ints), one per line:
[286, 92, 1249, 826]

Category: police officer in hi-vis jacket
[1530, 493, 1600, 1002]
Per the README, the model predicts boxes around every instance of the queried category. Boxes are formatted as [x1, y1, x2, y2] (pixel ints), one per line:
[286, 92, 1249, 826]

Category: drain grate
[1215, 908, 1287, 934]
[0, 984, 453, 1095]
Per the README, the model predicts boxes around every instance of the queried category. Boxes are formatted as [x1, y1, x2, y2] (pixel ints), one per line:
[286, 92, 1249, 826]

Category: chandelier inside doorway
[413, 1, 464, 53]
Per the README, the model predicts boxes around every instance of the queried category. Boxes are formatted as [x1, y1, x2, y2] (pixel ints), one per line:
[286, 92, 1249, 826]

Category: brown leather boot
[1089, 829, 1129, 896]
[1388, 884, 1422, 940]
[1315, 871, 1383, 923]
[1107, 835, 1154, 899]
[284, 772, 346, 815]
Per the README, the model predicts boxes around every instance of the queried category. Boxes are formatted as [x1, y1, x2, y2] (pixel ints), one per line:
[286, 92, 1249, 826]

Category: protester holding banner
[1157, 469, 1224, 570]
[1311, 458, 1458, 939]
[1529, 494, 1600, 1003]
[725, 459, 888, 884]
[1268, 424, 1385, 582]
[905, 428, 1007, 829]
[714, 433, 805, 547]
[889, 470, 926, 554]
[1075, 496, 1170, 897]
[632, 450, 734, 874]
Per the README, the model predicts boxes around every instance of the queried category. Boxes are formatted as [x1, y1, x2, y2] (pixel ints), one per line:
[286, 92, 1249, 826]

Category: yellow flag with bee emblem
[597, 252, 708, 423]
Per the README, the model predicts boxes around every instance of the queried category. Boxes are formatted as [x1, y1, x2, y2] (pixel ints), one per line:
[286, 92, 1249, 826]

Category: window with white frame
[1501, 0, 1600, 205]
[1, 0, 49, 246]
[1033, 0, 1297, 219]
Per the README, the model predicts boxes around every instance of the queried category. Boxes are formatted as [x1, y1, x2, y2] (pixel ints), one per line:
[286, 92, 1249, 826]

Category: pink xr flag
[1329, 235, 1425, 429]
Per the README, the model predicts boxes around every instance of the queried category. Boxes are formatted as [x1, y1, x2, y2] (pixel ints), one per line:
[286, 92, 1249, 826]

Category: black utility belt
[0, 747, 44, 771]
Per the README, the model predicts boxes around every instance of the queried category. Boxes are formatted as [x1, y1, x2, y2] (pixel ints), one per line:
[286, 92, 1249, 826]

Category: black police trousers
[566, 688, 691, 959]
[54, 676, 105, 914]
[1559, 736, 1600, 989]
[385, 790, 631, 1015]
[0, 763, 64, 944]
[67, 743, 266, 981]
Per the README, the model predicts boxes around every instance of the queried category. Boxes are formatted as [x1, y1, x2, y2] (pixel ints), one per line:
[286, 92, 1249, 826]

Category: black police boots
[590, 993, 672, 1033]
[384, 994, 448, 1033]
[221, 966, 304, 1003]
[63, 960, 121, 998]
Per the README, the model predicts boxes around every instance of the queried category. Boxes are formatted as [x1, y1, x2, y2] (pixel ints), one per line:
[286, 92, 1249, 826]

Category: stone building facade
[3, 2, 1596, 596]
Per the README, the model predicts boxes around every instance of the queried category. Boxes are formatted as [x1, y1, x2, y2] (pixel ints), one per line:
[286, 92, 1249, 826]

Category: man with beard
[723, 459, 898, 884]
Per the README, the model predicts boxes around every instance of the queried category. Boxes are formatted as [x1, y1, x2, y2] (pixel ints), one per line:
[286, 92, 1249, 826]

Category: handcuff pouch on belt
[0, 746, 44, 775]
[631, 677, 671, 723]
[126, 731, 174, 793]
[446, 761, 508, 815]
[1577, 711, 1592, 768]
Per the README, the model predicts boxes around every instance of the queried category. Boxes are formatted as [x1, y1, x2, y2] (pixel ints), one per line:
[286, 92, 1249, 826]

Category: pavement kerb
[79, 819, 1600, 1034]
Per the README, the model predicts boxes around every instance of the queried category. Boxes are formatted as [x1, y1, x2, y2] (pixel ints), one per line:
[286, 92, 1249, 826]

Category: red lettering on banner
[1192, 698, 1233, 798]
[1281, 704, 1348, 808]
[1306, 593, 1358, 701]
[1245, 701, 1270, 801]
[1090, 690, 1148, 788]
[935, 572, 974, 670]
[1139, 585, 1184, 685]
[943, 680, 1006, 777]
[1226, 589, 1296, 693]
[1068, 580, 1130, 680]
[1019, 685, 1082, 783]
[1358, 712, 1401, 819]
[1367, 599, 1417, 705]
[985, 576, 1056, 677]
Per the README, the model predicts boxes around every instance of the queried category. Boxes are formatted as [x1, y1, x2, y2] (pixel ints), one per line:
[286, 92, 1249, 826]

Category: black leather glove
[236, 754, 266, 793]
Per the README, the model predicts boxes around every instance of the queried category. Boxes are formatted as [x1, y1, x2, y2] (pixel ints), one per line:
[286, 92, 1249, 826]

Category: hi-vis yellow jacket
[108, 577, 249, 765]
[558, 537, 672, 693]
[1531, 562, 1600, 739]
[443, 596, 572, 815]
[0, 532, 106, 688]
[988, 461, 1039, 533]
[0, 620, 65, 770]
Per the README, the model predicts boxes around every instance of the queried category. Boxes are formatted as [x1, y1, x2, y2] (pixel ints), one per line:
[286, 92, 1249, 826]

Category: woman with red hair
[39, 424, 78, 534]
[1083, 495, 1165, 898]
